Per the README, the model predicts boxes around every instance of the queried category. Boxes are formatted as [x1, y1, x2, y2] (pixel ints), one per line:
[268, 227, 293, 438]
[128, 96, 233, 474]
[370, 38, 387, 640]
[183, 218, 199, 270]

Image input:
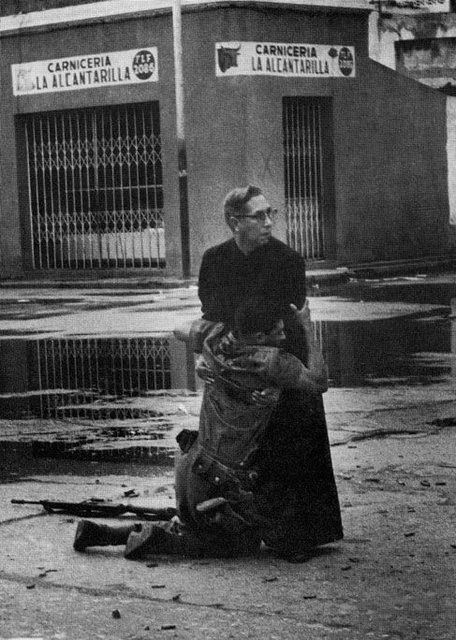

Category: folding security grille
[23, 102, 164, 270]
[283, 97, 325, 260]
[33, 336, 171, 419]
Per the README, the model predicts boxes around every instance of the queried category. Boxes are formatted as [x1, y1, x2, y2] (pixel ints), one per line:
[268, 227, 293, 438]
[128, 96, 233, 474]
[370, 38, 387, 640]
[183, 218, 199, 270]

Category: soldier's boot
[73, 520, 140, 552]
[124, 523, 209, 559]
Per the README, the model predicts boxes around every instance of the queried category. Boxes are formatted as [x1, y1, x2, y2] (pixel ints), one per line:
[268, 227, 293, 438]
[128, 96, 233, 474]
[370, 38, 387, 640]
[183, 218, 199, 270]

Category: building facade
[368, 0, 456, 247]
[0, 0, 450, 279]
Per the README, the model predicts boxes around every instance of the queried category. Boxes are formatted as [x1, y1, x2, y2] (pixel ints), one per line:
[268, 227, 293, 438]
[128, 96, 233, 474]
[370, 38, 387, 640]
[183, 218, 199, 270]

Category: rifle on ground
[11, 499, 177, 520]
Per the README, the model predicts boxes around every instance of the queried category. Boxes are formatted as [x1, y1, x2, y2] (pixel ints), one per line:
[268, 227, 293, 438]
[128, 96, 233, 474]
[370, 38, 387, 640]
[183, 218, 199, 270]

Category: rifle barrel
[11, 499, 177, 520]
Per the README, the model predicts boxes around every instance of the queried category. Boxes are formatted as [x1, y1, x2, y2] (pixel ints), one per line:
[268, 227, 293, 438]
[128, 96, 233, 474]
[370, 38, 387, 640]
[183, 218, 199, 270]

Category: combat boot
[124, 522, 210, 559]
[124, 523, 177, 558]
[73, 520, 140, 551]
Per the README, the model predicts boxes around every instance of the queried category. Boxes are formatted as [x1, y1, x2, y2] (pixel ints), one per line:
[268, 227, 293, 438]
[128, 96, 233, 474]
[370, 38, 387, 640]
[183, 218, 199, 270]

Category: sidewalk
[0, 266, 454, 638]
[0, 253, 454, 292]
[0, 266, 349, 292]
[0, 383, 455, 640]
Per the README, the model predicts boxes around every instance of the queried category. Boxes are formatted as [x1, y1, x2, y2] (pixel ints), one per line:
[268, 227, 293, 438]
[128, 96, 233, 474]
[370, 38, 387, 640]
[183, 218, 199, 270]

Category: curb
[0, 258, 454, 291]
[0, 278, 199, 291]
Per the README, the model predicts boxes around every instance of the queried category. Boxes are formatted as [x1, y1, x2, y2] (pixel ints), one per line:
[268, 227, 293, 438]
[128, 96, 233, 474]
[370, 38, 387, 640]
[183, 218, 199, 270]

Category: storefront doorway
[22, 101, 165, 270]
[283, 96, 333, 260]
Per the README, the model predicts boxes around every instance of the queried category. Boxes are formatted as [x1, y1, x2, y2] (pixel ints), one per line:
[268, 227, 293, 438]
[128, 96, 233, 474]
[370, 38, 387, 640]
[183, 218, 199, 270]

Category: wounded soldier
[73, 296, 328, 559]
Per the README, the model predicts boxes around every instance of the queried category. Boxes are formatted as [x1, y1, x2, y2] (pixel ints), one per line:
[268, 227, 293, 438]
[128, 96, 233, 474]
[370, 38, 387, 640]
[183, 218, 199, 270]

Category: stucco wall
[334, 58, 448, 263]
[0, 5, 450, 278]
[369, 10, 456, 244]
[182, 6, 368, 273]
[183, 7, 448, 269]
[0, 12, 182, 276]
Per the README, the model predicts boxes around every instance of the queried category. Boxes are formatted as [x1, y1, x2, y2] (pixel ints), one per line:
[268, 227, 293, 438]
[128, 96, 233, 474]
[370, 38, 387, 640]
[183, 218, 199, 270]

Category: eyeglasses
[235, 208, 279, 223]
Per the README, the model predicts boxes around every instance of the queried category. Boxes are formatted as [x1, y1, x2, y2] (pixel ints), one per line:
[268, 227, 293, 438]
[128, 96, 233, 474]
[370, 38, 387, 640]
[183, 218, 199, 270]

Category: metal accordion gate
[23, 102, 164, 270]
[283, 97, 326, 260]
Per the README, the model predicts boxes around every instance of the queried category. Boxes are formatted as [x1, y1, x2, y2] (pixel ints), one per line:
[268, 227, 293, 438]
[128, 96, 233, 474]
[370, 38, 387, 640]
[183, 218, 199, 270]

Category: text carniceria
[255, 44, 318, 58]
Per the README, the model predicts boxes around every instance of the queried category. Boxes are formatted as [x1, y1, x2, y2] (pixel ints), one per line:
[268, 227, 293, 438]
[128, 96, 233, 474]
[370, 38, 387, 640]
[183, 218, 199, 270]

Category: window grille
[23, 102, 164, 270]
[283, 97, 325, 260]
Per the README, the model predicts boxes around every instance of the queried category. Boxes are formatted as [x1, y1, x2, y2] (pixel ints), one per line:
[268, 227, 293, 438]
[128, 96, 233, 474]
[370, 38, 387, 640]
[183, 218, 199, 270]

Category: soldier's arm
[269, 302, 328, 394]
[195, 354, 215, 383]
[270, 350, 328, 394]
[290, 301, 328, 388]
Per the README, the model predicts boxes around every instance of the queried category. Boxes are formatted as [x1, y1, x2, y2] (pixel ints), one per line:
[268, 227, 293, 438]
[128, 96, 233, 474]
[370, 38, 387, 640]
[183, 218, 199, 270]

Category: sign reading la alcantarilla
[216, 42, 356, 78]
[11, 48, 158, 96]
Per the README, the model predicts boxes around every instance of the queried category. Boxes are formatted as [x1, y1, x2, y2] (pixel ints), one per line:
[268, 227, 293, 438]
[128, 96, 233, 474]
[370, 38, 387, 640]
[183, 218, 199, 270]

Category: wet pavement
[0, 394, 455, 639]
[0, 272, 454, 466]
[0, 272, 455, 639]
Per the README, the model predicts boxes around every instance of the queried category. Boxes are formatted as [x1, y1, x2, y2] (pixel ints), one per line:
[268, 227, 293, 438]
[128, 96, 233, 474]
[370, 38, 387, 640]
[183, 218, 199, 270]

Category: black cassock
[198, 237, 343, 553]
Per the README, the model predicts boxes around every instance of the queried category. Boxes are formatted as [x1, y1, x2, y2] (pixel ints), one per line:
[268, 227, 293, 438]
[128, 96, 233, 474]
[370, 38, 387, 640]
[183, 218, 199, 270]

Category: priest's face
[235, 194, 274, 252]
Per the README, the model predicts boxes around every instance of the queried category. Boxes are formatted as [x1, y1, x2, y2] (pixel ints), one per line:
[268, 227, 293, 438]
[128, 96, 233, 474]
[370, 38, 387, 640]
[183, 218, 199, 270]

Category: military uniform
[170, 321, 335, 557]
[74, 318, 341, 558]
[197, 237, 343, 555]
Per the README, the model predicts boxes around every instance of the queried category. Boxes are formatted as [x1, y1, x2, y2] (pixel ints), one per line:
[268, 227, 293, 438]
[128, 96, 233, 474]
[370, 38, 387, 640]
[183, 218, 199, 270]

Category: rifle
[11, 499, 177, 521]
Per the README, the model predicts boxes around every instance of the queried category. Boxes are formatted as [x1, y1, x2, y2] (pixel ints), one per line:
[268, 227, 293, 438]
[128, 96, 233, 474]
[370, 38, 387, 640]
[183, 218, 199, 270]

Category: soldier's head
[233, 297, 286, 347]
[223, 185, 277, 254]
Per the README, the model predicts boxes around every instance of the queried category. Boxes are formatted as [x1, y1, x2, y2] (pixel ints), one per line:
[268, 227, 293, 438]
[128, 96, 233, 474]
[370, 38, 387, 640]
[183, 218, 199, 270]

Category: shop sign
[216, 42, 356, 78]
[11, 47, 158, 96]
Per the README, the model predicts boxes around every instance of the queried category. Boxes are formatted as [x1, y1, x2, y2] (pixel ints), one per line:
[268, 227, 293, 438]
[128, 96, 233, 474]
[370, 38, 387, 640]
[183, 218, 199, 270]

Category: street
[0, 272, 455, 639]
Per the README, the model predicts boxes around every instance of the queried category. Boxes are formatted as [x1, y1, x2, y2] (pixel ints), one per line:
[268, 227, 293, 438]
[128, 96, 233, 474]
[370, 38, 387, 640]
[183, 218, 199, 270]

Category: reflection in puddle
[0, 336, 178, 419]
[319, 314, 453, 387]
[0, 309, 453, 469]
[0, 315, 453, 415]
[31, 436, 173, 464]
[1, 441, 174, 480]
[323, 281, 456, 306]
[5, 421, 178, 473]
[0, 335, 189, 469]
[452, 298, 456, 378]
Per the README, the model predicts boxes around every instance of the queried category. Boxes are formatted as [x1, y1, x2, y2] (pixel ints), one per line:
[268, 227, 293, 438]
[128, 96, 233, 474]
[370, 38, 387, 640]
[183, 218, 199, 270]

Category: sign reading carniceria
[216, 42, 356, 78]
[11, 47, 158, 96]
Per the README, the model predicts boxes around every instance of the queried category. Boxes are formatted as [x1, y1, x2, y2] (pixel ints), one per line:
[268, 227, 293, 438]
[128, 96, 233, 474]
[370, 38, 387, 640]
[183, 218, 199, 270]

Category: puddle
[0, 334, 188, 473]
[0, 335, 175, 420]
[320, 313, 454, 387]
[323, 280, 456, 306]
[31, 434, 174, 463]
[1, 441, 174, 481]
[0, 418, 179, 480]
[0, 305, 453, 472]
[0, 314, 453, 409]
[0, 298, 83, 305]
[83, 291, 160, 296]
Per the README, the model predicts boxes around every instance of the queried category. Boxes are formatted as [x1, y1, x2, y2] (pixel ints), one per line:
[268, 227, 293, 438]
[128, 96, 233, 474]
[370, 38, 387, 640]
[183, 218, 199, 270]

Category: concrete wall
[334, 58, 449, 263]
[0, 11, 182, 276]
[368, 11, 456, 249]
[182, 7, 368, 271]
[183, 7, 448, 269]
[0, 4, 450, 278]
